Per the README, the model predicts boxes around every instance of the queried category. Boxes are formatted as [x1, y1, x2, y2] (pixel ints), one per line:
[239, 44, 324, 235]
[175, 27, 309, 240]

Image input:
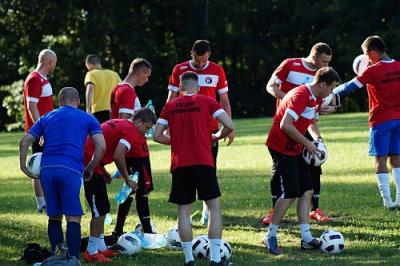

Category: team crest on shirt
[180, 66, 188, 70]
[205, 77, 212, 84]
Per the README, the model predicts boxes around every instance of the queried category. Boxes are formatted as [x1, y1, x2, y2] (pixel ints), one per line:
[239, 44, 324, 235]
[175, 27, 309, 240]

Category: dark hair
[362, 35, 386, 53]
[133, 107, 156, 124]
[129, 58, 152, 74]
[314, 67, 341, 84]
[311, 42, 332, 56]
[58, 87, 80, 103]
[180, 71, 198, 82]
[191, 40, 211, 56]
[85, 54, 101, 66]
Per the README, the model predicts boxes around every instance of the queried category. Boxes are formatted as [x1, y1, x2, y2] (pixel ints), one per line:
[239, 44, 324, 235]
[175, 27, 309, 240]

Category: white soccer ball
[320, 230, 345, 254]
[117, 232, 141, 255]
[192, 235, 209, 259]
[302, 140, 328, 167]
[352, 54, 370, 75]
[166, 227, 182, 249]
[134, 222, 157, 234]
[27, 152, 42, 177]
[206, 239, 233, 260]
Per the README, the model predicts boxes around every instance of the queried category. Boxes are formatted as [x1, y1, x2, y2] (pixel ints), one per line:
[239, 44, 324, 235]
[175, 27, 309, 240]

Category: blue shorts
[40, 167, 84, 217]
[369, 119, 400, 157]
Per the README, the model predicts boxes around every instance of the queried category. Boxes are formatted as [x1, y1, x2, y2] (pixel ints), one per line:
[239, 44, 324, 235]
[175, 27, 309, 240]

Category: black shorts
[169, 165, 221, 205]
[84, 174, 110, 217]
[93, 110, 110, 124]
[32, 140, 43, 153]
[269, 148, 313, 198]
[125, 156, 154, 196]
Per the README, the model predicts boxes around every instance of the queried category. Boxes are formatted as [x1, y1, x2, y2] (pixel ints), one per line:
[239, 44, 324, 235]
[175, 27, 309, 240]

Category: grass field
[1, 112, 400, 265]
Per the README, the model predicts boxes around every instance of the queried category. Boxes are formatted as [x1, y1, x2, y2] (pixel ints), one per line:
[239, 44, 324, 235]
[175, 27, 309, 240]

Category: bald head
[37, 49, 57, 75]
[58, 87, 80, 107]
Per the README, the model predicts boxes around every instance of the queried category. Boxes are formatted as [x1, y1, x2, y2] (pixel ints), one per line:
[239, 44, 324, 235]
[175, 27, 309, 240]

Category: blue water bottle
[145, 100, 155, 138]
[115, 171, 139, 205]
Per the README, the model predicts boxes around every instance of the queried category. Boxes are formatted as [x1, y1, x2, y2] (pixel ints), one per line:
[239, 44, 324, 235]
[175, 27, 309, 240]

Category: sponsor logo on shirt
[205, 77, 212, 84]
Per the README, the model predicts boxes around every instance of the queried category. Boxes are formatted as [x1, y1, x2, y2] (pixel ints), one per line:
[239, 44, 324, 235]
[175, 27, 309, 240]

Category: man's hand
[224, 131, 235, 145]
[304, 140, 318, 155]
[320, 105, 336, 115]
[125, 179, 138, 191]
[83, 165, 95, 182]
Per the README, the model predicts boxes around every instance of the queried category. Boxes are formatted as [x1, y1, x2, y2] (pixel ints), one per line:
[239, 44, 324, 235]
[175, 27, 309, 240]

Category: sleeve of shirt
[208, 97, 225, 118]
[84, 71, 94, 86]
[157, 104, 170, 125]
[272, 59, 290, 85]
[28, 117, 43, 139]
[117, 88, 136, 115]
[167, 65, 180, 92]
[356, 66, 375, 87]
[217, 66, 229, 94]
[87, 114, 102, 136]
[285, 91, 308, 121]
[26, 76, 42, 103]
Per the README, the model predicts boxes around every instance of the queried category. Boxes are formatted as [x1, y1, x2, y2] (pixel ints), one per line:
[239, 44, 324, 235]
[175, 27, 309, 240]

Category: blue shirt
[29, 105, 102, 174]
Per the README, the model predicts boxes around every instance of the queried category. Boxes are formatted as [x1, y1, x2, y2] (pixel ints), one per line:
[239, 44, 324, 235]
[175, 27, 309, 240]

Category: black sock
[136, 194, 152, 233]
[48, 220, 63, 251]
[114, 196, 133, 234]
[66, 222, 81, 259]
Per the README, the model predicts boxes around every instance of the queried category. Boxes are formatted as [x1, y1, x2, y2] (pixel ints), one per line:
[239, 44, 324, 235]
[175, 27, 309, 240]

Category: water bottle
[104, 213, 112, 224]
[111, 169, 121, 179]
[115, 171, 139, 205]
[145, 100, 155, 138]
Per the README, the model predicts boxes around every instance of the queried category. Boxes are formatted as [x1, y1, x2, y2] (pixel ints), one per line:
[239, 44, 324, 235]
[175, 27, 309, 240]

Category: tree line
[1, 0, 399, 131]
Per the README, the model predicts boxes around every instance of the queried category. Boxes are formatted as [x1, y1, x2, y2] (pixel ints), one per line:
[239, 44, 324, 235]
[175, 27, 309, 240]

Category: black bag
[20, 243, 52, 264]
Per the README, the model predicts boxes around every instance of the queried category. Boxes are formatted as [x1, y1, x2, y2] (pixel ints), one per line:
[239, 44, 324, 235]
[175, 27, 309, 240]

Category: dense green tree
[1, 0, 399, 131]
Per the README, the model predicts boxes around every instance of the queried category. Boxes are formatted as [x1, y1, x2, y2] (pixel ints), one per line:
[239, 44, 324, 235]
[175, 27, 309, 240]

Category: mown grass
[1, 112, 400, 265]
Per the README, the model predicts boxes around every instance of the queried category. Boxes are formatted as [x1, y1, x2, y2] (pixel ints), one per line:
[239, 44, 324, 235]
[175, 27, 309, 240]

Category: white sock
[36, 197, 46, 209]
[376, 173, 393, 204]
[181, 241, 194, 263]
[267, 224, 278, 239]
[97, 234, 107, 251]
[392, 168, 400, 203]
[209, 239, 221, 263]
[300, 224, 313, 243]
[86, 236, 98, 255]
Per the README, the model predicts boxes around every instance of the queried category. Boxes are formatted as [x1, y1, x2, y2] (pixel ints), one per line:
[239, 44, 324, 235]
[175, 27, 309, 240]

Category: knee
[66, 216, 81, 224]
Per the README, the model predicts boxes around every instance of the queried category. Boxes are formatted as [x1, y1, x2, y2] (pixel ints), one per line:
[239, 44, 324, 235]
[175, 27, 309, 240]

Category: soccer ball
[117, 232, 141, 255]
[206, 239, 233, 260]
[320, 230, 345, 254]
[352, 54, 370, 75]
[27, 152, 42, 177]
[166, 227, 182, 249]
[192, 235, 209, 259]
[134, 222, 157, 234]
[302, 140, 328, 167]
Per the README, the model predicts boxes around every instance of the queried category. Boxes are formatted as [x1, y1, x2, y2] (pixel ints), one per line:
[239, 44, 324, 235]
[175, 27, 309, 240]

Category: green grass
[2, 112, 400, 265]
